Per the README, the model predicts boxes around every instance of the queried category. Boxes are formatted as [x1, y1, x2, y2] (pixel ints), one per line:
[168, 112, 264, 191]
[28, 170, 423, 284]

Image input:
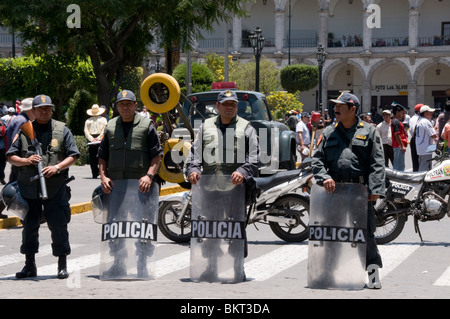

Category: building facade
[174, 0, 450, 115]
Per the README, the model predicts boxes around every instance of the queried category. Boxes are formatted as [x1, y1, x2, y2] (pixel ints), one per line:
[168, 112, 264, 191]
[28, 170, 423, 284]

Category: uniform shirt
[185, 116, 259, 181]
[97, 115, 163, 163]
[312, 116, 385, 197]
[415, 117, 436, 156]
[7, 121, 80, 160]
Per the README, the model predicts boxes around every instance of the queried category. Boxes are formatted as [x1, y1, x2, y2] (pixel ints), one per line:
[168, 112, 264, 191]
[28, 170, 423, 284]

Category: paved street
[0, 152, 450, 303]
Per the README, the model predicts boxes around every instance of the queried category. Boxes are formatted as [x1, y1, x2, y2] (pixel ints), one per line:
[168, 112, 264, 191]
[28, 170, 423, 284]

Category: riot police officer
[311, 92, 385, 288]
[7, 95, 80, 279]
[185, 90, 259, 282]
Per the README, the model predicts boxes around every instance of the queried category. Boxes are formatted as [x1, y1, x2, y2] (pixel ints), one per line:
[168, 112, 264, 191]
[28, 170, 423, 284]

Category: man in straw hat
[84, 104, 108, 179]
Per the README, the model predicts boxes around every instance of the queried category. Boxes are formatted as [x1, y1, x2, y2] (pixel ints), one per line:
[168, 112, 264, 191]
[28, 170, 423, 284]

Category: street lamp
[145, 50, 164, 73]
[316, 44, 327, 112]
[249, 27, 265, 92]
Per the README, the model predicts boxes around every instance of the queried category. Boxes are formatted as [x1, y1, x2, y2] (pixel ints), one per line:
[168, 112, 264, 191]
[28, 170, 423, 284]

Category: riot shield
[307, 183, 368, 290]
[190, 175, 246, 283]
[99, 179, 159, 281]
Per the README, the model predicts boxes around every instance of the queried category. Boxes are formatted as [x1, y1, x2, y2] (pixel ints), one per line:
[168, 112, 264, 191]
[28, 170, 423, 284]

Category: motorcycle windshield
[190, 175, 246, 283]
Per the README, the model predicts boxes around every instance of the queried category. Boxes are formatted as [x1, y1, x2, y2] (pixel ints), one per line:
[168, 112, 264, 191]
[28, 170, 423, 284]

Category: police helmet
[92, 185, 104, 199]
[1, 182, 20, 208]
[1, 182, 29, 219]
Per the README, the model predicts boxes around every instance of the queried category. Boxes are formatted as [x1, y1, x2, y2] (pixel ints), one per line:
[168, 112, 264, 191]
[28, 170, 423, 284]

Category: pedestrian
[286, 110, 298, 131]
[296, 112, 311, 161]
[0, 98, 36, 219]
[6, 94, 80, 279]
[409, 104, 423, 171]
[97, 90, 163, 278]
[441, 118, 450, 153]
[391, 104, 408, 171]
[84, 104, 108, 179]
[1, 107, 16, 127]
[434, 100, 450, 152]
[311, 92, 385, 288]
[376, 109, 393, 167]
[322, 109, 332, 127]
[185, 89, 259, 282]
[415, 105, 437, 172]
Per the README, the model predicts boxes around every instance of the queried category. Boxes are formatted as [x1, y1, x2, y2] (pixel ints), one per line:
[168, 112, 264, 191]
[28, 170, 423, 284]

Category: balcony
[372, 36, 408, 47]
[418, 36, 450, 46]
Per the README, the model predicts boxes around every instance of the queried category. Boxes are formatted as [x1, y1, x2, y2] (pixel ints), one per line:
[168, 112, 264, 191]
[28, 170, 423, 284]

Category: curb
[0, 185, 187, 230]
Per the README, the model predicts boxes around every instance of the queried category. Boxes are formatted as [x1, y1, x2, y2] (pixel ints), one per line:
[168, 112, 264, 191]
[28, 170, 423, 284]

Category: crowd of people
[285, 99, 450, 173]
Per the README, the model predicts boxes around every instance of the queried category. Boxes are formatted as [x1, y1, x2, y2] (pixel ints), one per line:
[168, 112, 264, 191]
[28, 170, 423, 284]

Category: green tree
[172, 62, 215, 96]
[204, 53, 238, 82]
[0, 0, 249, 107]
[267, 91, 304, 121]
[230, 57, 280, 95]
[280, 64, 319, 93]
[0, 55, 96, 119]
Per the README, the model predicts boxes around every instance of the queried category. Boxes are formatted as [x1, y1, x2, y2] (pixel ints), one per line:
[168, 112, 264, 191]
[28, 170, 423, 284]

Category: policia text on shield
[310, 92, 385, 289]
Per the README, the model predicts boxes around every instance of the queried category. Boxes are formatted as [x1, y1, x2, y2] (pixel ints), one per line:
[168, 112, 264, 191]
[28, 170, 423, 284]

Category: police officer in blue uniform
[7, 95, 80, 279]
[311, 92, 385, 288]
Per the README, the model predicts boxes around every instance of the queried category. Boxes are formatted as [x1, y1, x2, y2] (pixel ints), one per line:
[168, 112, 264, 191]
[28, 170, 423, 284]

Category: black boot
[16, 254, 37, 279]
[57, 255, 69, 279]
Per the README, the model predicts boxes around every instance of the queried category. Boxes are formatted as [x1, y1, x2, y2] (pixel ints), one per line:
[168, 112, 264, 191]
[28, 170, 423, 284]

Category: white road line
[156, 251, 190, 277]
[0, 244, 84, 268]
[433, 266, 450, 286]
[245, 244, 309, 281]
[378, 244, 420, 279]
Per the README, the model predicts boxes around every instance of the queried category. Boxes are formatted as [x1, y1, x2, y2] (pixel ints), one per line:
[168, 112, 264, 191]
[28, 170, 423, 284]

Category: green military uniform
[312, 116, 386, 268]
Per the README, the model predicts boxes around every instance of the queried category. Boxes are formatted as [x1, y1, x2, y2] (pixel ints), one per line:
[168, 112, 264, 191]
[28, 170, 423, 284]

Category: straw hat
[87, 104, 106, 116]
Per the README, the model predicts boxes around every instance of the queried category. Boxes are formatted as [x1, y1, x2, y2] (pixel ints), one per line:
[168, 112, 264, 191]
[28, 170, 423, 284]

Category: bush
[67, 89, 96, 136]
[280, 64, 318, 93]
[267, 91, 304, 121]
[172, 62, 215, 95]
[74, 135, 89, 166]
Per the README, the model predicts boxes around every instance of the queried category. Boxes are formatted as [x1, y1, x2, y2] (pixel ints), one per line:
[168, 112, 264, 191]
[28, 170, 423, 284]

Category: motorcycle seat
[385, 168, 427, 183]
[253, 169, 301, 192]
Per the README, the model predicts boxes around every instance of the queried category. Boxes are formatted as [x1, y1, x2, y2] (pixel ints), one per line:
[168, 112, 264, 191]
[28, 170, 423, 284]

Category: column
[232, 16, 242, 53]
[362, 80, 372, 113]
[408, 81, 418, 113]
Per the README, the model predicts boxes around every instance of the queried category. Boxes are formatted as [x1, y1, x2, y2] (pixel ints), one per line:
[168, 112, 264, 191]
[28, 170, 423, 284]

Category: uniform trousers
[20, 185, 71, 257]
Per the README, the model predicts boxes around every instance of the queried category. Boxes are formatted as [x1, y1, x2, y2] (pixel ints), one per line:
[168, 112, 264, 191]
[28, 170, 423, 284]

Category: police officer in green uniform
[7, 95, 80, 279]
[97, 90, 163, 277]
[185, 90, 259, 282]
[185, 90, 259, 184]
[311, 92, 385, 288]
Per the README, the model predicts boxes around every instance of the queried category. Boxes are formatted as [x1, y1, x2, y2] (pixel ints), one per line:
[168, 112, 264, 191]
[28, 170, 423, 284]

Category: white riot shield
[190, 175, 246, 283]
[307, 183, 368, 290]
[99, 179, 159, 281]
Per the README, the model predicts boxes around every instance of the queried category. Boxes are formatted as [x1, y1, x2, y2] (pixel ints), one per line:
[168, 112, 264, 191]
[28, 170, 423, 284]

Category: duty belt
[337, 176, 365, 184]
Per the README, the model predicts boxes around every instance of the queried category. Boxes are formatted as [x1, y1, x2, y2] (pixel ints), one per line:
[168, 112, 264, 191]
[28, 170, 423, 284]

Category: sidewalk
[0, 163, 186, 229]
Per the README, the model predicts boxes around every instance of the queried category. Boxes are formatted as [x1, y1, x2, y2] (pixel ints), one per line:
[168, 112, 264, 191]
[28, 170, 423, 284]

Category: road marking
[245, 244, 309, 281]
[377, 244, 420, 279]
[156, 251, 190, 277]
[433, 266, 450, 286]
[0, 244, 84, 268]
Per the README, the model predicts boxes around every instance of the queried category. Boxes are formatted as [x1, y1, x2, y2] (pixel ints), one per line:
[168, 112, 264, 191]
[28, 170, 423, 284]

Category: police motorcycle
[158, 158, 314, 244]
[375, 144, 450, 244]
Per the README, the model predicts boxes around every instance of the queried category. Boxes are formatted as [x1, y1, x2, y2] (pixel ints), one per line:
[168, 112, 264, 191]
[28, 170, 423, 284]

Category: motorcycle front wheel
[374, 200, 407, 245]
[269, 195, 310, 242]
[158, 201, 191, 243]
